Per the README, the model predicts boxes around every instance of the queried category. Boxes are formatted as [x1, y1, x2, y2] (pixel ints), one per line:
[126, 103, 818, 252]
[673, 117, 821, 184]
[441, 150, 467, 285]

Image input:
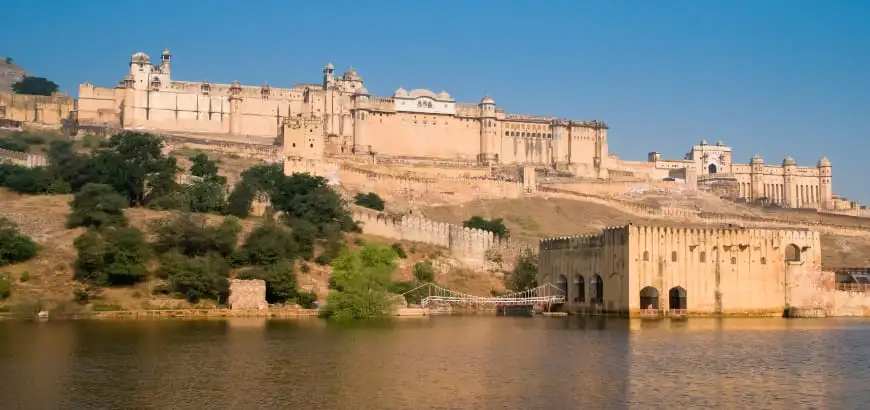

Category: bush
[295, 291, 318, 309]
[413, 260, 435, 283]
[19, 271, 29, 282]
[391, 243, 408, 259]
[47, 179, 71, 194]
[237, 260, 297, 304]
[67, 183, 128, 228]
[73, 227, 149, 286]
[0, 276, 11, 299]
[224, 181, 256, 218]
[0, 166, 53, 194]
[0, 138, 28, 152]
[353, 192, 385, 211]
[151, 214, 241, 258]
[235, 221, 298, 266]
[463, 216, 509, 239]
[0, 218, 38, 267]
[161, 253, 230, 303]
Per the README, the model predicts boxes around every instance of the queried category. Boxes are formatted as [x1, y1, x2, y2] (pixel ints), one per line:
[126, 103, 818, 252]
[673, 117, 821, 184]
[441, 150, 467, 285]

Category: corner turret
[818, 156, 833, 209]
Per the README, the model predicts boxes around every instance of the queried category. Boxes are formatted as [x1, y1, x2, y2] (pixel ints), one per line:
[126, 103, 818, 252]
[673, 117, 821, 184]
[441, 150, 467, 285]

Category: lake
[1, 316, 868, 409]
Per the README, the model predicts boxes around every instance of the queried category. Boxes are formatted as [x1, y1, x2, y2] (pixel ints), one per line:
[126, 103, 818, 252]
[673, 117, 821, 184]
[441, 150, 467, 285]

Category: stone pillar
[783, 156, 796, 208]
[750, 155, 764, 202]
[818, 157, 832, 210]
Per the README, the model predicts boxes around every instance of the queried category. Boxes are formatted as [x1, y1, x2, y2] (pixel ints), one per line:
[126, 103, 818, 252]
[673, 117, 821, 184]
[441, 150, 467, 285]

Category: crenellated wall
[351, 206, 531, 270]
[538, 224, 828, 317]
[0, 147, 48, 167]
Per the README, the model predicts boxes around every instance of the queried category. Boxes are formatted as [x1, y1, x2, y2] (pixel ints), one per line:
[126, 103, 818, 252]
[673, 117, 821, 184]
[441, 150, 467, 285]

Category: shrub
[294, 291, 318, 309]
[413, 260, 435, 283]
[224, 181, 256, 218]
[0, 218, 38, 267]
[235, 221, 298, 266]
[19, 271, 29, 282]
[391, 243, 407, 259]
[73, 227, 149, 286]
[0, 166, 53, 194]
[47, 179, 71, 194]
[0, 276, 11, 299]
[353, 192, 385, 211]
[151, 214, 241, 258]
[238, 260, 298, 304]
[160, 253, 230, 303]
[67, 183, 128, 228]
[0, 138, 28, 152]
[463, 216, 509, 239]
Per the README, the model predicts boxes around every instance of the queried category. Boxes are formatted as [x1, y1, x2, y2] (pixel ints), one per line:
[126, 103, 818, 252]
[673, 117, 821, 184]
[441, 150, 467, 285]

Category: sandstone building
[0, 92, 75, 127]
[76, 49, 611, 176]
[538, 224, 820, 316]
[643, 140, 833, 209]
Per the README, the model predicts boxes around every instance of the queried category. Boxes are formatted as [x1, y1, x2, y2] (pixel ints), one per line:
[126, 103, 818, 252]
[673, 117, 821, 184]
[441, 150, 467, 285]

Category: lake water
[1, 316, 869, 409]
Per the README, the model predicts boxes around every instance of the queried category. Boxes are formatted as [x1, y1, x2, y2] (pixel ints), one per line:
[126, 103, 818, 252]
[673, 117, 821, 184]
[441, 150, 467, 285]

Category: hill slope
[0, 58, 26, 92]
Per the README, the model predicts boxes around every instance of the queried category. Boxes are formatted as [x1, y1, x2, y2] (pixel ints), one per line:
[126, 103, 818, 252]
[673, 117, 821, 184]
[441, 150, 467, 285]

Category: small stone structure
[228, 279, 268, 310]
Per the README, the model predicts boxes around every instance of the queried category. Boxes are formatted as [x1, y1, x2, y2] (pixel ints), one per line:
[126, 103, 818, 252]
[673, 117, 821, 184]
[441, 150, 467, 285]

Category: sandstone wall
[789, 269, 870, 316]
[0, 92, 75, 127]
[228, 279, 268, 310]
[351, 206, 530, 270]
[0, 147, 48, 167]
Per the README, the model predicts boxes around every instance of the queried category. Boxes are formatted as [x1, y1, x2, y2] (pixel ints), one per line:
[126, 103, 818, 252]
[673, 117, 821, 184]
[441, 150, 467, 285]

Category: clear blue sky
[5, 0, 869, 203]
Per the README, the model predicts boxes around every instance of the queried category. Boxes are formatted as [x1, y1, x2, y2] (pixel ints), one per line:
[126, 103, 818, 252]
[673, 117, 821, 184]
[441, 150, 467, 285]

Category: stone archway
[573, 275, 585, 303]
[785, 244, 801, 262]
[556, 275, 568, 299]
[708, 163, 718, 174]
[669, 287, 687, 310]
[640, 286, 660, 310]
[590, 274, 604, 305]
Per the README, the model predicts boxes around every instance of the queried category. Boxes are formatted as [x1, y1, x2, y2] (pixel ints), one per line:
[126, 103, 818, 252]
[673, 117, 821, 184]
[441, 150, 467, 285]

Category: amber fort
[3, 48, 870, 317]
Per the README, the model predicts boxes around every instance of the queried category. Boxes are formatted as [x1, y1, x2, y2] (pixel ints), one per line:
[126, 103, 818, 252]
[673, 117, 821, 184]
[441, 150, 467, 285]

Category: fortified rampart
[351, 206, 530, 270]
[0, 147, 49, 167]
[0, 92, 75, 127]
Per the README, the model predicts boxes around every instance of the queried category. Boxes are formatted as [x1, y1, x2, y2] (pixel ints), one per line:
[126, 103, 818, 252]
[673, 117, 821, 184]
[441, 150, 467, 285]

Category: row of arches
[555, 274, 603, 304]
[640, 286, 687, 310]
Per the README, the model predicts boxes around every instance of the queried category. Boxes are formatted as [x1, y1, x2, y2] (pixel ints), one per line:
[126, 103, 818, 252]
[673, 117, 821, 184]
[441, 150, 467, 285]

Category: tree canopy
[11, 76, 59, 96]
[463, 216, 510, 239]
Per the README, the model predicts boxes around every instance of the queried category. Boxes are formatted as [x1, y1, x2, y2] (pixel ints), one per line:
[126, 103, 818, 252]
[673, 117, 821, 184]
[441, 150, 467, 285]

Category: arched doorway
[640, 286, 659, 310]
[669, 287, 687, 310]
[573, 275, 585, 303]
[556, 275, 568, 299]
[708, 163, 718, 174]
[785, 244, 801, 262]
[590, 274, 603, 305]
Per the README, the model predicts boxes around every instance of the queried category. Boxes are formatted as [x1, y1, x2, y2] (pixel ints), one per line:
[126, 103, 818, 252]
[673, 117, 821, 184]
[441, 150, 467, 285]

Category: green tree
[240, 163, 284, 195]
[353, 192, 385, 211]
[73, 227, 149, 286]
[91, 132, 179, 206]
[505, 249, 538, 291]
[224, 181, 256, 218]
[0, 218, 38, 267]
[160, 252, 230, 303]
[413, 260, 435, 283]
[0, 165, 53, 194]
[0, 138, 28, 152]
[463, 216, 510, 239]
[67, 183, 128, 229]
[0, 276, 10, 299]
[11, 76, 59, 96]
[186, 180, 226, 213]
[235, 221, 298, 266]
[270, 172, 358, 237]
[189, 153, 220, 180]
[321, 244, 398, 320]
[151, 214, 241, 258]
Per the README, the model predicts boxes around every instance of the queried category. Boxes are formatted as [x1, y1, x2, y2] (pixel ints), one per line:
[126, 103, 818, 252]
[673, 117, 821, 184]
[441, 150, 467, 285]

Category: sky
[4, 0, 869, 203]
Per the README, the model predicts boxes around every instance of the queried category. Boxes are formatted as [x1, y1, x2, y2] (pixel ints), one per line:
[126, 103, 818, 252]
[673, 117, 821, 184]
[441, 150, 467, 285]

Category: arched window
[643, 251, 650, 261]
[590, 274, 604, 305]
[573, 275, 585, 303]
[556, 275, 568, 299]
[731, 256, 737, 264]
[640, 286, 659, 310]
[760, 257, 767, 264]
[785, 244, 801, 262]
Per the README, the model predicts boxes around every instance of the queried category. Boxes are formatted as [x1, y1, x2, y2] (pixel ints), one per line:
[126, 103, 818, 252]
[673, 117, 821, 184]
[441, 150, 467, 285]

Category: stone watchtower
[750, 154, 764, 202]
[229, 80, 243, 135]
[478, 96, 498, 165]
[782, 156, 796, 208]
[818, 156, 832, 209]
[351, 87, 371, 154]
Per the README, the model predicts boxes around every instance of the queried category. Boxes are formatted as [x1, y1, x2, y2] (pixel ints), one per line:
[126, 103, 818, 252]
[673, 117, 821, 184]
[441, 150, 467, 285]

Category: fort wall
[0, 92, 75, 127]
[351, 206, 530, 270]
[0, 147, 49, 167]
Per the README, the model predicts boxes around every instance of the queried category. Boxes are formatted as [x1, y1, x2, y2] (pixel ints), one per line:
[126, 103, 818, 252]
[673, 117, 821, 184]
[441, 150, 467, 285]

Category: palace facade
[77, 49, 610, 176]
[538, 225, 821, 317]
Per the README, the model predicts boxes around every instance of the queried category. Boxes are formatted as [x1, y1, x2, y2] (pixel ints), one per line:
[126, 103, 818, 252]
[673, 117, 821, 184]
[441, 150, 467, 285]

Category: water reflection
[0, 317, 868, 409]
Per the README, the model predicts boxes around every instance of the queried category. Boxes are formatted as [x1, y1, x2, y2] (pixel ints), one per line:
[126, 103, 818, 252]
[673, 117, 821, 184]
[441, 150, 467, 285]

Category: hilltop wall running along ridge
[351, 206, 529, 271]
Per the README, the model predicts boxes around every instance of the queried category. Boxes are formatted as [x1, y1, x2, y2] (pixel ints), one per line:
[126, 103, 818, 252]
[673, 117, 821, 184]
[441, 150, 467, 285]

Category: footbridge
[402, 282, 566, 308]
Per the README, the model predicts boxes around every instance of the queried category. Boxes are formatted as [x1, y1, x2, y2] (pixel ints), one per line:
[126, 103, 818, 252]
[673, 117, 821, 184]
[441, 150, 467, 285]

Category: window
[730, 257, 737, 265]
[760, 257, 767, 264]
[700, 251, 706, 263]
[671, 251, 677, 262]
[642, 251, 649, 261]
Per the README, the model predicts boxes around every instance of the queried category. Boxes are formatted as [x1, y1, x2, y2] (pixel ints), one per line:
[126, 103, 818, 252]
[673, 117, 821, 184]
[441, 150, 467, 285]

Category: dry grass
[0, 188, 504, 311]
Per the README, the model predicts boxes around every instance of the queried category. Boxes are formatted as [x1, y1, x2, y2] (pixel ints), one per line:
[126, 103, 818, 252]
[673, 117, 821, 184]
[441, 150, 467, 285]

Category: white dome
[355, 87, 370, 95]
[436, 91, 453, 101]
[393, 87, 409, 98]
[480, 95, 495, 105]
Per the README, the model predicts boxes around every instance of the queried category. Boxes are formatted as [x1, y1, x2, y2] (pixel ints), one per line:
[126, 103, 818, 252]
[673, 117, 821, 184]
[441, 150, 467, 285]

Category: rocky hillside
[0, 57, 26, 92]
